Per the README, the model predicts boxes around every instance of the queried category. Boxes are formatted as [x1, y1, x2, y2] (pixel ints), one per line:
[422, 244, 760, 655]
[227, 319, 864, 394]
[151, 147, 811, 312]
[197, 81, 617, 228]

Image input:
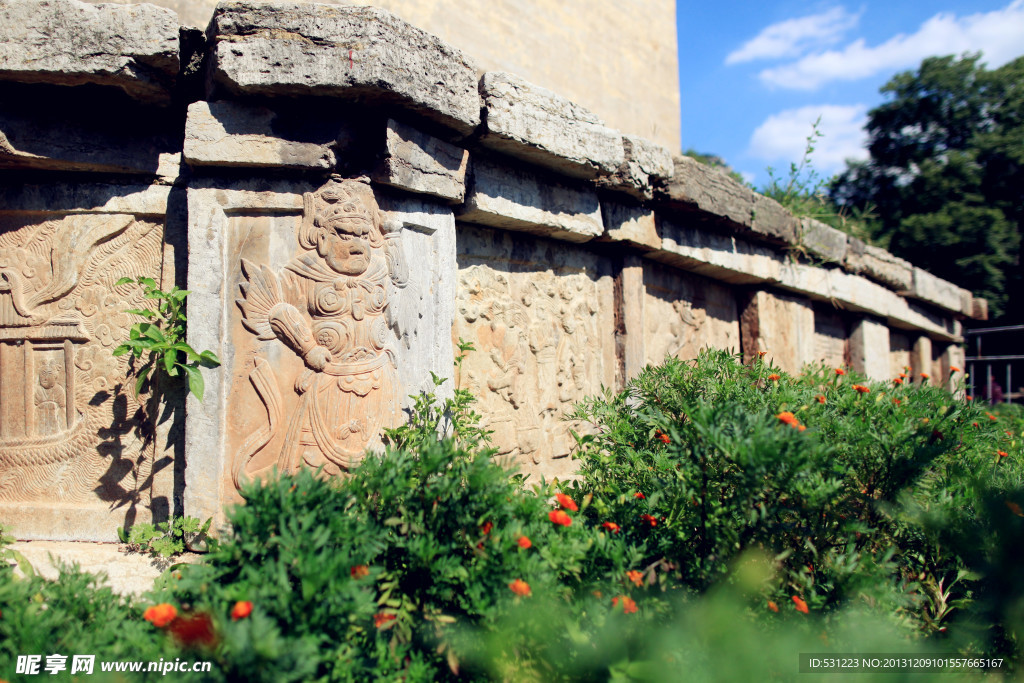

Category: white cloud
[760, 0, 1024, 89]
[726, 7, 860, 65]
[748, 105, 869, 176]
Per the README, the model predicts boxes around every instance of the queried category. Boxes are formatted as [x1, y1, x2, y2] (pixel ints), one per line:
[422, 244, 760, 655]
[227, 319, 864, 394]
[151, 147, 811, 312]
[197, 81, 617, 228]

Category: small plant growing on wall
[112, 276, 220, 401]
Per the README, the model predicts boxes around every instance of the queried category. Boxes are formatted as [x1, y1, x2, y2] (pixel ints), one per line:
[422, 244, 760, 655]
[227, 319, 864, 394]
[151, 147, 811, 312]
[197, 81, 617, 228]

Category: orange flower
[792, 596, 809, 614]
[767, 374, 781, 381]
[776, 411, 799, 428]
[601, 521, 621, 533]
[350, 565, 369, 579]
[966, 395, 973, 401]
[230, 601, 253, 621]
[758, 350, 768, 358]
[893, 399, 902, 405]
[612, 595, 638, 614]
[997, 450, 1009, 458]
[920, 373, 930, 380]
[950, 366, 961, 372]
[798, 425, 807, 432]
[555, 493, 578, 512]
[899, 372, 908, 379]
[168, 612, 217, 647]
[893, 378, 903, 385]
[1007, 431, 1014, 438]
[852, 384, 870, 394]
[373, 613, 396, 628]
[640, 514, 657, 527]
[626, 570, 644, 587]
[767, 601, 779, 613]
[987, 412, 997, 421]
[972, 422, 980, 428]
[634, 492, 646, 499]
[509, 579, 531, 596]
[816, 395, 826, 404]
[480, 520, 494, 535]
[835, 368, 846, 376]
[1006, 501, 1024, 517]
[655, 429, 670, 444]
[517, 535, 532, 549]
[549, 510, 572, 526]
[144, 603, 178, 628]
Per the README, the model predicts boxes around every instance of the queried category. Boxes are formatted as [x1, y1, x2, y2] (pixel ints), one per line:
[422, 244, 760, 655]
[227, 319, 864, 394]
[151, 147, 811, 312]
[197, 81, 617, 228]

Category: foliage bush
[2, 351, 1023, 681]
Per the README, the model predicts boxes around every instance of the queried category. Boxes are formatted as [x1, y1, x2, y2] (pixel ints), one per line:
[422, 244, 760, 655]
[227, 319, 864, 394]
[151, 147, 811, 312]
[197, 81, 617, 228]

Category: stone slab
[454, 224, 616, 482]
[845, 238, 913, 291]
[480, 71, 623, 180]
[208, 1, 480, 135]
[372, 119, 468, 202]
[813, 305, 850, 368]
[0, 0, 179, 103]
[601, 202, 660, 250]
[0, 183, 171, 216]
[910, 267, 969, 314]
[657, 155, 798, 245]
[850, 317, 891, 381]
[186, 177, 453, 529]
[599, 134, 675, 200]
[458, 156, 603, 243]
[972, 297, 988, 321]
[800, 218, 847, 265]
[654, 217, 787, 285]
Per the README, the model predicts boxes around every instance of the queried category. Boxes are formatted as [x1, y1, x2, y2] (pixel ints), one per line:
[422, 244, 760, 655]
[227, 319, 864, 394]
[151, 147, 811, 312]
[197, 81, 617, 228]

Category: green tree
[831, 54, 1023, 321]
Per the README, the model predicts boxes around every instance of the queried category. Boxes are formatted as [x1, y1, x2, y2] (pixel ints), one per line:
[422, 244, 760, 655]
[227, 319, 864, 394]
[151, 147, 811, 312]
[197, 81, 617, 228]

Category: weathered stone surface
[655, 217, 786, 285]
[850, 317, 891, 381]
[845, 238, 913, 291]
[454, 224, 616, 481]
[184, 100, 340, 170]
[890, 331, 912, 378]
[800, 218, 847, 265]
[657, 156, 798, 245]
[186, 177, 450, 527]
[11, 541, 200, 595]
[739, 290, 814, 374]
[0, 182, 171, 215]
[372, 119, 468, 202]
[644, 263, 740, 365]
[480, 71, 623, 179]
[910, 267, 968, 313]
[911, 335, 932, 380]
[601, 202, 660, 250]
[0, 86, 179, 174]
[972, 297, 988, 321]
[599, 134, 674, 199]
[458, 156, 603, 242]
[208, 1, 480, 135]
[620, 256, 645, 383]
[814, 305, 850, 368]
[0, 0, 179, 103]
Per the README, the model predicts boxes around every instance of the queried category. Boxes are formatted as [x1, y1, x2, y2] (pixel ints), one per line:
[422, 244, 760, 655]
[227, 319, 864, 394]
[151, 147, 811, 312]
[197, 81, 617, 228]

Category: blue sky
[677, 0, 1024, 188]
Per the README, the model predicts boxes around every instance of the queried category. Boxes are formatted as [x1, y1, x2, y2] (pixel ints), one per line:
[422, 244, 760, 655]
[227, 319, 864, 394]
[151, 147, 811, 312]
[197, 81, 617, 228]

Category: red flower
[767, 374, 781, 381]
[350, 565, 369, 579]
[634, 492, 646, 499]
[835, 368, 846, 376]
[230, 601, 253, 621]
[517, 535, 532, 549]
[899, 373, 908, 379]
[640, 514, 657, 527]
[972, 422, 980, 428]
[555, 493, 578, 512]
[143, 603, 178, 628]
[655, 429, 670, 444]
[951, 366, 961, 372]
[612, 595, 638, 614]
[168, 612, 217, 647]
[601, 521, 621, 534]
[549, 510, 572, 526]
[987, 412, 998, 421]
[509, 579, 531, 596]
[893, 378, 903, 385]
[1007, 430, 1015, 437]
[758, 350, 768, 358]
[893, 399, 902, 405]
[920, 373, 930, 380]
[1006, 501, 1024, 517]
[776, 411, 799, 428]
[792, 596, 809, 614]
[626, 570, 644, 587]
[966, 395, 973, 401]
[373, 613, 396, 628]
[997, 450, 1009, 458]
[767, 601, 779, 613]
[480, 521, 494, 535]
[852, 384, 870, 394]
[816, 395, 826, 404]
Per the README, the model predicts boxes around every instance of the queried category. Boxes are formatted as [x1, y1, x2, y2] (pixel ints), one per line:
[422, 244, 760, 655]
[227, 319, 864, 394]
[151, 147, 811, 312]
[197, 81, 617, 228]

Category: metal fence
[965, 324, 1024, 404]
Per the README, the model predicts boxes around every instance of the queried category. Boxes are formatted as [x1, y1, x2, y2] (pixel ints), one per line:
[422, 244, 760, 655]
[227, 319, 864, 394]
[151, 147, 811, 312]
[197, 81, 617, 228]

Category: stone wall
[0, 0, 983, 542]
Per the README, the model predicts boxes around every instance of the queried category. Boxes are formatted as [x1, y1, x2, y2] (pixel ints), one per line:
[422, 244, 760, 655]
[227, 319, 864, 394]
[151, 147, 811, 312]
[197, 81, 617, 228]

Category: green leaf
[139, 277, 157, 289]
[135, 367, 150, 397]
[184, 364, 204, 402]
[163, 350, 177, 377]
[139, 323, 166, 343]
[115, 276, 136, 287]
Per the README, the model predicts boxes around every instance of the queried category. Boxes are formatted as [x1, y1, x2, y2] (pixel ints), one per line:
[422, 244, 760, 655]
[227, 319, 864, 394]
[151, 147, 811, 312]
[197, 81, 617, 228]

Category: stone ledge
[908, 266, 973, 316]
[480, 71, 623, 180]
[845, 237, 913, 291]
[372, 119, 468, 203]
[208, 1, 481, 135]
[598, 134, 674, 200]
[800, 218, 847, 265]
[0, 0, 179, 103]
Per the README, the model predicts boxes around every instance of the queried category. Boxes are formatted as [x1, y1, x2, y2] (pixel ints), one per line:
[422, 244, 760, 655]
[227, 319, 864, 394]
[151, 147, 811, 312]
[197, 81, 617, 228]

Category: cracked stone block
[372, 119, 468, 202]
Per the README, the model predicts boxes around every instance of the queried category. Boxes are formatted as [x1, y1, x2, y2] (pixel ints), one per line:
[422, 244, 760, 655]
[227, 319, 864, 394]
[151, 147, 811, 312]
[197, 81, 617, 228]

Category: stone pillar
[619, 255, 646, 385]
[850, 317, 891, 381]
[740, 290, 814, 374]
[911, 335, 933, 383]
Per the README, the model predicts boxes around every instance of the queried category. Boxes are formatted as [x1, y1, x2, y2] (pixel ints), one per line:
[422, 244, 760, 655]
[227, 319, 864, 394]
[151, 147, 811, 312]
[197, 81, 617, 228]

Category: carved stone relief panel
[0, 212, 167, 538]
[643, 262, 739, 364]
[454, 224, 615, 481]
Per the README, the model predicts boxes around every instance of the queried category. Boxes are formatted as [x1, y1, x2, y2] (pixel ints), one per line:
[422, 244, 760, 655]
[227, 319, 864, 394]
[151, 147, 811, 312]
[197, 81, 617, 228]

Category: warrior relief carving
[0, 214, 164, 502]
[234, 178, 410, 485]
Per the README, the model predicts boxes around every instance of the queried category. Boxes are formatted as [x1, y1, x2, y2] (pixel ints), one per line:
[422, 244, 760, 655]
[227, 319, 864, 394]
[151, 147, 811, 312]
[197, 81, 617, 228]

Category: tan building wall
[86, 0, 682, 151]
